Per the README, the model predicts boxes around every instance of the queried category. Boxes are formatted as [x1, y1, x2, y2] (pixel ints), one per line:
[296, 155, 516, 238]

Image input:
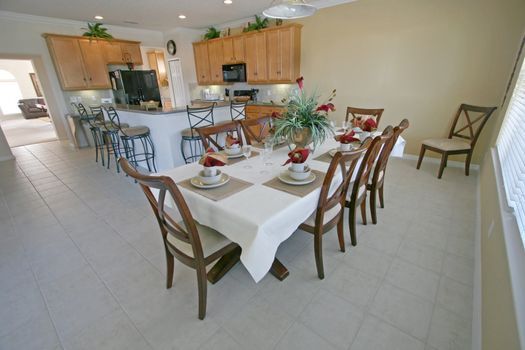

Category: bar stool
[91, 106, 129, 172]
[230, 101, 247, 121]
[181, 103, 215, 164]
[104, 106, 157, 173]
[72, 102, 105, 166]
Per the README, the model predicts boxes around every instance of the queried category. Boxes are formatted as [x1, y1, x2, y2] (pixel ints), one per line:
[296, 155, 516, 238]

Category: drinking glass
[242, 145, 252, 169]
[260, 141, 274, 174]
[341, 120, 348, 132]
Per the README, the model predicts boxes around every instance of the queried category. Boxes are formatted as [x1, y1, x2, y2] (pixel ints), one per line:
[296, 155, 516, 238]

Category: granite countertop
[114, 100, 285, 115]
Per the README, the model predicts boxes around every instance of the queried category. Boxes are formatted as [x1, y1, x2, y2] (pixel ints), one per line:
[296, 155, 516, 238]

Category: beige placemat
[314, 151, 333, 164]
[178, 176, 253, 201]
[263, 170, 325, 197]
[223, 151, 260, 165]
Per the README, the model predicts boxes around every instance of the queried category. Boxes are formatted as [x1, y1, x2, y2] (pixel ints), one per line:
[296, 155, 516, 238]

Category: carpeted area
[0, 114, 57, 147]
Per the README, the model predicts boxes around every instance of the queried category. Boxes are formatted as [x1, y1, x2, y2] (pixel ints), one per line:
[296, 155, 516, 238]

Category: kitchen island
[114, 101, 284, 170]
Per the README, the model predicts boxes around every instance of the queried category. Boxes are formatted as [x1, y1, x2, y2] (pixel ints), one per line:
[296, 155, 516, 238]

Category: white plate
[221, 150, 244, 159]
[190, 173, 230, 189]
[352, 127, 363, 133]
[278, 170, 316, 186]
[328, 146, 358, 157]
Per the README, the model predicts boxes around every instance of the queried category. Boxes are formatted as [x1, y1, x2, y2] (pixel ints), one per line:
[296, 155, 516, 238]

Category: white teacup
[289, 163, 311, 181]
[198, 169, 222, 185]
[290, 162, 306, 173]
[339, 142, 352, 152]
[224, 144, 241, 155]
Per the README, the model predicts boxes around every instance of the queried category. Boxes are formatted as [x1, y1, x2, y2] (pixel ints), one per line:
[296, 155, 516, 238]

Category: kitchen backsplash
[189, 82, 298, 104]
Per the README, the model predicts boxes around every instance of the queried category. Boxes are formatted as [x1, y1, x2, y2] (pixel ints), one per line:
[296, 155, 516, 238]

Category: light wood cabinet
[207, 40, 224, 84]
[267, 26, 300, 82]
[78, 39, 111, 89]
[100, 41, 143, 65]
[147, 50, 168, 87]
[193, 41, 211, 85]
[99, 41, 125, 64]
[245, 105, 285, 138]
[245, 32, 267, 83]
[223, 36, 245, 63]
[192, 24, 302, 86]
[120, 43, 143, 65]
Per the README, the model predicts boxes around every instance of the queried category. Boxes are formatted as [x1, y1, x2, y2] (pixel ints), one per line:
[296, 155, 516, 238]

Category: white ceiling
[0, 0, 353, 31]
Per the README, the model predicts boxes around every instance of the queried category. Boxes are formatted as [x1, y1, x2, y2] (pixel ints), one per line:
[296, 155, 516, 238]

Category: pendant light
[262, 0, 317, 19]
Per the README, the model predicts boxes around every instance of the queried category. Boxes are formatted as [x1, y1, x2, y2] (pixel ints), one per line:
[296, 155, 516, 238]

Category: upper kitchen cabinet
[207, 40, 225, 84]
[193, 41, 212, 85]
[267, 26, 301, 83]
[223, 36, 245, 63]
[77, 39, 111, 89]
[245, 32, 267, 83]
[192, 24, 302, 85]
[120, 42, 143, 65]
[99, 40, 143, 65]
[45, 35, 110, 90]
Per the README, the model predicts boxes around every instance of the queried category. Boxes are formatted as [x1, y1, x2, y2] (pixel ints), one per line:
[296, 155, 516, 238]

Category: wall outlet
[101, 98, 113, 104]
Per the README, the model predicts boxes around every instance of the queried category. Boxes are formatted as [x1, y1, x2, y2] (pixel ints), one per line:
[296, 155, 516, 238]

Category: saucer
[278, 171, 316, 186]
[191, 173, 230, 189]
[221, 150, 244, 159]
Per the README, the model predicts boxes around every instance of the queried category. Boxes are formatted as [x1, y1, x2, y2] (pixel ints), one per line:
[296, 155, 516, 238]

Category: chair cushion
[303, 204, 342, 227]
[121, 126, 150, 137]
[166, 221, 232, 258]
[422, 138, 471, 151]
[181, 128, 200, 138]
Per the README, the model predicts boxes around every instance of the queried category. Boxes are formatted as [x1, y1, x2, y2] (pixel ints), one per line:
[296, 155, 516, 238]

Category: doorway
[0, 59, 57, 147]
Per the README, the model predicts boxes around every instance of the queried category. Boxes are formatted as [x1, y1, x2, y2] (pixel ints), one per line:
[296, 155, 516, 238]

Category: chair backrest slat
[197, 120, 243, 151]
[230, 101, 247, 121]
[448, 104, 497, 148]
[239, 115, 274, 145]
[187, 104, 215, 135]
[345, 106, 385, 127]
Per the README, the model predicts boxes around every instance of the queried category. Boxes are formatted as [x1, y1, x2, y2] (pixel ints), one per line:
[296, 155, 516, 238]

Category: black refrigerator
[110, 70, 162, 106]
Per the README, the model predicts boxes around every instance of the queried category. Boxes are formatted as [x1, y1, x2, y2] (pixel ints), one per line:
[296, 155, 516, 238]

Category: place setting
[178, 149, 253, 201]
[220, 135, 260, 165]
[264, 147, 325, 197]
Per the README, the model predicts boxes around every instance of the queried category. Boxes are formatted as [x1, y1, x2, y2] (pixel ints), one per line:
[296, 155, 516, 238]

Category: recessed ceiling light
[94, 15, 104, 20]
[178, 14, 186, 19]
[224, 0, 233, 4]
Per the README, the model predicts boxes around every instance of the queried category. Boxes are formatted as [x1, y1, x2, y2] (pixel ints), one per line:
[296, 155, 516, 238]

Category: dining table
[158, 131, 406, 283]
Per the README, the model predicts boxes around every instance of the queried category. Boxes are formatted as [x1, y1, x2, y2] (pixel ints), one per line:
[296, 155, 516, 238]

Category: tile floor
[0, 141, 476, 350]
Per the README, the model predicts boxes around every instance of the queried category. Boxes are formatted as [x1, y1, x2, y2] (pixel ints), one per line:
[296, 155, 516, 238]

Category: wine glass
[260, 140, 274, 174]
[341, 120, 349, 132]
[242, 145, 252, 169]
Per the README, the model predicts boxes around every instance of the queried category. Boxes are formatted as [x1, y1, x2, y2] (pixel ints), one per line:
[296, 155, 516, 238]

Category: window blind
[497, 57, 525, 245]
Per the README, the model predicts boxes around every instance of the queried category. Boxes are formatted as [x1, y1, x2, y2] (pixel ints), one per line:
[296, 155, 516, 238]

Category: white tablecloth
[160, 134, 405, 282]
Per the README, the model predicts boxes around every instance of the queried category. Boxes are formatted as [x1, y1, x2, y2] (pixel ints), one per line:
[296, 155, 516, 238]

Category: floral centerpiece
[272, 77, 336, 150]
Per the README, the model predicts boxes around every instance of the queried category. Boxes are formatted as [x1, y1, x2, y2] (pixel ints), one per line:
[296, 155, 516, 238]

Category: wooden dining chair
[119, 158, 241, 320]
[299, 148, 366, 279]
[367, 119, 409, 224]
[345, 106, 385, 127]
[346, 131, 392, 246]
[239, 115, 274, 145]
[416, 104, 497, 178]
[197, 120, 244, 151]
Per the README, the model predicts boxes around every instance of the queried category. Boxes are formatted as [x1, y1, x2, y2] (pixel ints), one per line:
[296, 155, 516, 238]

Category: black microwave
[222, 63, 246, 83]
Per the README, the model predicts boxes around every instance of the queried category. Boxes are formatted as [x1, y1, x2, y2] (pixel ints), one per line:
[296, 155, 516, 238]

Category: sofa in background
[17, 98, 48, 119]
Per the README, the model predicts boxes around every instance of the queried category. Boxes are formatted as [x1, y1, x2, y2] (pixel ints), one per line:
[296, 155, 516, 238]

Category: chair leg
[416, 145, 426, 169]
[314, 230, 324, 279]
[337, 216, 345, 253]
[165, 250, 174, 289]
[438, 153, 448, 179]
[465, 152, 472, 176]
[197, 268, 208, 320]
[348, 202, 357, 246]
[370, 188, 378, 225]
[378, 184, 385, 209]
[360, 198, 367, 225]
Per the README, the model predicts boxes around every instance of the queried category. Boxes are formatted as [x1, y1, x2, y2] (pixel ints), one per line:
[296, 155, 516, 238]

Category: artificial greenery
[272, 80, 336, 150]
[82, 23, 113, 39]
[244, 15, 269, 32]
[204, 27, 221, 40]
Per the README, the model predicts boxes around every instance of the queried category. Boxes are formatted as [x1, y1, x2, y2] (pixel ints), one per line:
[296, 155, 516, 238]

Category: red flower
[296, 76, 304, 90]
[335, 131, 359, 144]
[226, 135, 240, 147]
[283, 147, 310, 165]
[271, 111, 282, 119]
[316, 103, 336, 113]
[362, 118, 377, 132]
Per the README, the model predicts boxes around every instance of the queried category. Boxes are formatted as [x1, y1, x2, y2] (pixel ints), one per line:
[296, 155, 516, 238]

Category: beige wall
[479, 152, 521, 350]
[297, 0, 525, 163]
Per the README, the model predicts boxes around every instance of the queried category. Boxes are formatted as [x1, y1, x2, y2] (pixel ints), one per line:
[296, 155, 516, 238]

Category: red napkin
[362, 118, 377, 132]
[283, 147, 310, 165]
[226, 135, 240, 147]
[335, 131, 359, 144]
[199, 148, 227, 167]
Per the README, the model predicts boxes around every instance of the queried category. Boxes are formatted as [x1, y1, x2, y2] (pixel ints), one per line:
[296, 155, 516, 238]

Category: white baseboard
[0, 154, 14, 162]
[403, 153, 480, 171]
